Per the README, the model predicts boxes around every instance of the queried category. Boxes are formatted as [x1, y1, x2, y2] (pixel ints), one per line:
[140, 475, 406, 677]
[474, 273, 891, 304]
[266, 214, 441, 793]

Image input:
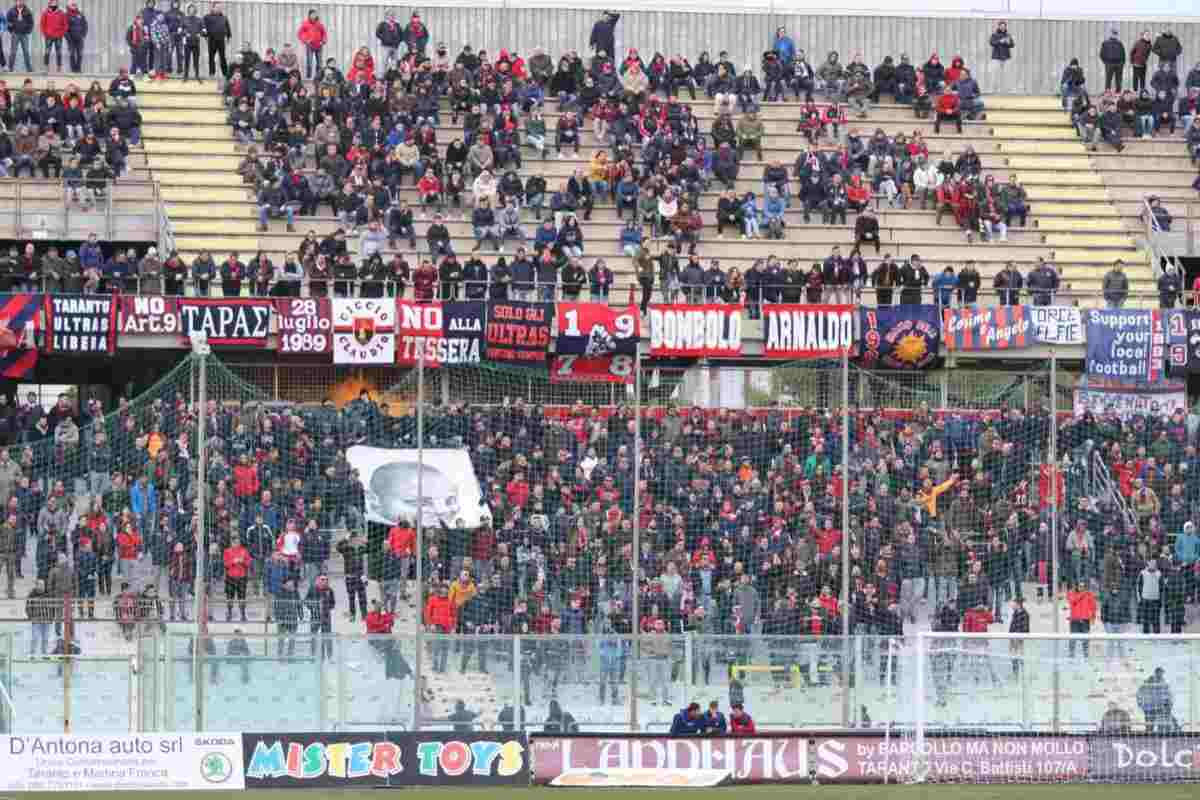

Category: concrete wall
[80, 2, 1200, 95]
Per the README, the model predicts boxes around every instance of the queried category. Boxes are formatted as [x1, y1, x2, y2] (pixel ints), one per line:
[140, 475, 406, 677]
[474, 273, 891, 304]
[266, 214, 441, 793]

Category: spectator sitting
[1144, 196, 1172, 231]
[953, 68, 985, 120]
[1061, 59, 1086, 110]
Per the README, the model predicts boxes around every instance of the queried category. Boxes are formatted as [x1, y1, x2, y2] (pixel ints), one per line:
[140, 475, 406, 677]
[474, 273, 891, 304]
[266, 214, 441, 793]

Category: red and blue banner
[859, 305, 940, 369]
[0, 293, 42, 377]
[942, 305, 1030, 351]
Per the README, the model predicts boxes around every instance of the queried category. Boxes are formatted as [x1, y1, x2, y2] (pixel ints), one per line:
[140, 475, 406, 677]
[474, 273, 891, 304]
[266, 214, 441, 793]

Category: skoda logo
[200, 752, 234, 784]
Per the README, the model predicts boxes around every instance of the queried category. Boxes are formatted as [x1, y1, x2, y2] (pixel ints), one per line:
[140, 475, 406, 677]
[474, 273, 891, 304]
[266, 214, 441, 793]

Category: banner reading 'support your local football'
[0, 733, 245, 791]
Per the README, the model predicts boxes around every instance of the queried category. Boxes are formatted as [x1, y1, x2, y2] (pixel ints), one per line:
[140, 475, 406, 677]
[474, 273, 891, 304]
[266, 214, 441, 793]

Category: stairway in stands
[136, 79, 261, 258]
[988, 97, 1152, 305]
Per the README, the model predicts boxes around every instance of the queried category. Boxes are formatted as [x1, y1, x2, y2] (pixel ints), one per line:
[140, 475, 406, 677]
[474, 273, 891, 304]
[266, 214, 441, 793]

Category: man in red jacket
[962, 602, 1001, 687]
[39, 0, 69, 72]
[365, 598, 395, 656]
[730, 703, 757, 734]
[296, 9, 326, 80]
[934, 87, 963, 134]
[423, 583, 455, 672]
[222, 535, 251, 622]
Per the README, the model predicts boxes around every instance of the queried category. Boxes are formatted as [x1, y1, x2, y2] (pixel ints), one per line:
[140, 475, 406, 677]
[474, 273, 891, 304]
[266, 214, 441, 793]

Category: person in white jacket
[472, 169, 499, 209]
[911, 157, 944, 210]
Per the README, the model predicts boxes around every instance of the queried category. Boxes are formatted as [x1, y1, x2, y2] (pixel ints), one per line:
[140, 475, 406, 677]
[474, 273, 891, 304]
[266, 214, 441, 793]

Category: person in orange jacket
[423, 583, 456, 672]
[296, 9, 326, 80]
[223, 535, 251, 622]
[1067, 581, 1097, 659]
[934, 88, 962, 134]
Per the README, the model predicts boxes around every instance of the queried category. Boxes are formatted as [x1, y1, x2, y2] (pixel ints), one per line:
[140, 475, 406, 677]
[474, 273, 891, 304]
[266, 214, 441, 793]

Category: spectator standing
[297, 9, 325, 80]
[1153, 29, 1182, 70]
[1131, 31, 1152, 92]
[1138, 559, 1162, 634]
[39, 0, 67, 73]
[7, 0, 34, 72]
[1100, 29, 1126, 92]
[405, 12, 428, 55]
[1066, 581, 1096, 659]
[375, 11, 403, 70]
[589, 11, 619, 60]
[989, 20, 1013, 93]
[1102, 260, 1128, 308]
[203, 0, 230, 78]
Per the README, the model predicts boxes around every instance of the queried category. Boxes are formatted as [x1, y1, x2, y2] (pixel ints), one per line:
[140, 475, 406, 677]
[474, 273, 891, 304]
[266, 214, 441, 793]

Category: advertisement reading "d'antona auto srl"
[0, 734, 245, 792]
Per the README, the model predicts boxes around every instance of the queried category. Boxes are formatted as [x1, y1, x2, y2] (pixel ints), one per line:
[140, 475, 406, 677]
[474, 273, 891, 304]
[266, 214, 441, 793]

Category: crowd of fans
[206, 9, 1037, 308]
[6, 384, 1200, 669]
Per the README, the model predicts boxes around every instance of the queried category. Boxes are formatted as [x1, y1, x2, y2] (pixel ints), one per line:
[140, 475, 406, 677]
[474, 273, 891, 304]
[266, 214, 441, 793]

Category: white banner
[1030, 306, 1084, 345]
[347, 446, 489, 528]
[1073, 387, 1187, 419]
[0, 733, 244, 792]
[332, 298, 396, 364]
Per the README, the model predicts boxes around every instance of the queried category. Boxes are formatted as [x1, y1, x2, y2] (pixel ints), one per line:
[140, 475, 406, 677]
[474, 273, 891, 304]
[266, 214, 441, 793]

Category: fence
[1, 630, 1195, 734]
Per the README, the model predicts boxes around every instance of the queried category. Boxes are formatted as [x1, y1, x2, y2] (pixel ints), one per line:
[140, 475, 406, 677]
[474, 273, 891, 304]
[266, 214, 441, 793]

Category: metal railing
[0, 179, 163, 244]
[26, 282, 1173, 309]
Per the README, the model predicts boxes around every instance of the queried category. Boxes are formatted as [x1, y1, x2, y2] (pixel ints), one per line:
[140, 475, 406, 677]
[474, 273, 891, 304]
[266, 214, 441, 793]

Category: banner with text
[1029, 305, 1084, 345]
[531, 734, 1089, 785]
[552, 302, 639, 383]
[1073, 376, 1187, 418]
[647, 304, 743, 358]
[763, 304, 858, 359]
[178, 299, 272, 348]
[0, 293, 42, 378]
[943, 305, 1031, 351]
[485, 301, 552, 367]
[859, 305, 940, 369]
[1164, 309, 1200, 375]
[43, 295, 116, 356]
[395, 301, 485, 367]
[0, 733, 245, 791]
[119, 296, 181, 337]
[333, 298, 396, 365]
[1086, 309, 1165, 383]
[275, 298, 331, 355]
[242, 732, 527, 788]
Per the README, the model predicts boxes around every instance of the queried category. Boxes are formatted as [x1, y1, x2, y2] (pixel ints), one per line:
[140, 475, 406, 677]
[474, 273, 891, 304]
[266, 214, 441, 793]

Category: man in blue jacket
[701, 700, 727, 735]
[670, 702, 704, 736]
